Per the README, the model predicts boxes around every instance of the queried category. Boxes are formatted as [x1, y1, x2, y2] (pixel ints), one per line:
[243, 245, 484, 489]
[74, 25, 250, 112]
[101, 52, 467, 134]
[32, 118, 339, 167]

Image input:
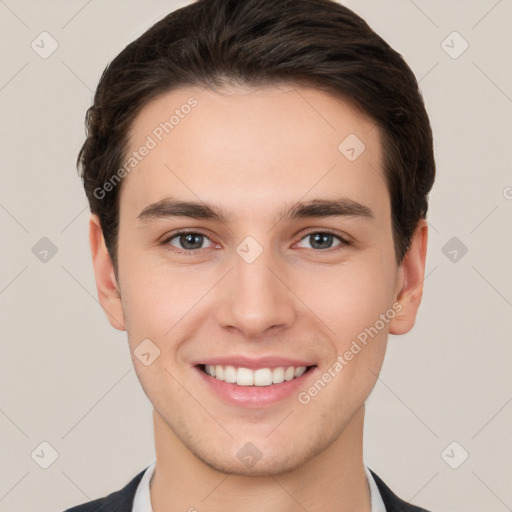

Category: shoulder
[370, 469, 433, 512]
[62, 468, 146, 512]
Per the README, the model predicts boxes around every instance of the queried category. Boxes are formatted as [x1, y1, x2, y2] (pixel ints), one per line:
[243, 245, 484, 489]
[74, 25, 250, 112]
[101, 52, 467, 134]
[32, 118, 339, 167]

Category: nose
[215, 246, 296, 339]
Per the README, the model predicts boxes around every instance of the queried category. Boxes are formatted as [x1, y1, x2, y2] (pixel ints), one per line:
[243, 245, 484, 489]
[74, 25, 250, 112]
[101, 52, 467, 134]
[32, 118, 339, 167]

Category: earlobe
[89, 214, 126, 331]
[389, 219, 428, 336]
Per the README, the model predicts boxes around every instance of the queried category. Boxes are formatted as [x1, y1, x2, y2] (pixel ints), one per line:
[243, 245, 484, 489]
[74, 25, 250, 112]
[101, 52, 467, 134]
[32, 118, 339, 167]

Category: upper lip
[193, 355, 315, 370]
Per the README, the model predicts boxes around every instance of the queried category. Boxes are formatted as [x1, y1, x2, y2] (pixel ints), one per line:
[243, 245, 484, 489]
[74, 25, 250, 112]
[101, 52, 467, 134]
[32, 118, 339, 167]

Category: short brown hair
[78, 0, 435, 273]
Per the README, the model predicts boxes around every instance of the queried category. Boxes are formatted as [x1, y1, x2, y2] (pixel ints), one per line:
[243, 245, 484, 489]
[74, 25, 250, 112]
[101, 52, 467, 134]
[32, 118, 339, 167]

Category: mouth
[194, 363, 318, 408]
[197, 364, 316, 386]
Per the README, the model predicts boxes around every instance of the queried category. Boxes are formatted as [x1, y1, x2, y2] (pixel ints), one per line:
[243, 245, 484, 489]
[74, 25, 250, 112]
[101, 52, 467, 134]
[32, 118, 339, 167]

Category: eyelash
[160, 229, 351, 255]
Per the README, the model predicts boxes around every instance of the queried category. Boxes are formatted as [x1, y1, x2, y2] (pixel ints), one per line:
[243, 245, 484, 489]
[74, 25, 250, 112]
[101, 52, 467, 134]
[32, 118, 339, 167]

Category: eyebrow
[137, 197, 374, 224]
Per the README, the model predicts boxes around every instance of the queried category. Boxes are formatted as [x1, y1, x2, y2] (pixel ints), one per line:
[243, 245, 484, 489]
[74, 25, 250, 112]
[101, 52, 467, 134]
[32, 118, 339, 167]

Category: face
[90, 83, 427, 476]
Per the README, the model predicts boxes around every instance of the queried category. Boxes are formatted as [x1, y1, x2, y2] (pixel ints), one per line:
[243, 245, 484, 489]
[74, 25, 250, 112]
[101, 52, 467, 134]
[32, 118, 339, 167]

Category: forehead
[121, 84, 388, 222]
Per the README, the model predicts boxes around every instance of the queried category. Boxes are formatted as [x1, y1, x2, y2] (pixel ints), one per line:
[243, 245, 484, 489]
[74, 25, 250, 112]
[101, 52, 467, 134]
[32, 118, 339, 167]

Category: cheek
[120, 262, 221, 365]
[303, 266, 393, 410]
[299, 256, 398, 341]
[119, 249, 193, 320]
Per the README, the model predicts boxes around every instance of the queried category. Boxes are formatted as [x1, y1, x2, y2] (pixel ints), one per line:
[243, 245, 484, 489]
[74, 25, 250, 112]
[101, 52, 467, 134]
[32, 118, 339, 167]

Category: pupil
[311, 233, 332, 249]
[181, 233, 202, 250]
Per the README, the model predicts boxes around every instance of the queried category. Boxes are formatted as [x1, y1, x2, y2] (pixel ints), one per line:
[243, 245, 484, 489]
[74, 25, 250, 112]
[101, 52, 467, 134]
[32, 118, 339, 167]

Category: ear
[89, 214, 126, 331]
[389, 219, 428, 335]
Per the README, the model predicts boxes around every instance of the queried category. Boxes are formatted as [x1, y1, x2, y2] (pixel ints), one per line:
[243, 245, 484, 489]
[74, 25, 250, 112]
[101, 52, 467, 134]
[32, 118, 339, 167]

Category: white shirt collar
[132, 459, 386, 511]
[365, 464, 387, 512]
[131, 459, 155, 512]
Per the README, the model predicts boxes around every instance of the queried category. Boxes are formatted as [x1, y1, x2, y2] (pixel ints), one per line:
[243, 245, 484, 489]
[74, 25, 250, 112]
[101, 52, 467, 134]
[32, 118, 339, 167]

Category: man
[64, 0, 435, 510]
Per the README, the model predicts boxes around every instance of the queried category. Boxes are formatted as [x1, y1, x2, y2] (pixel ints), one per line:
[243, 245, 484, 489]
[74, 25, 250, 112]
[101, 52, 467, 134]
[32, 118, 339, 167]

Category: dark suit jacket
[63, 467, 431, 512]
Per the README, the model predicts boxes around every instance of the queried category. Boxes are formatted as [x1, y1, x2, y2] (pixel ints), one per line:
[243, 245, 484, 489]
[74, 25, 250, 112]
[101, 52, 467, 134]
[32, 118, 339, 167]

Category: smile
[201, 364, 313, 386]
[194, 363, 317, 408]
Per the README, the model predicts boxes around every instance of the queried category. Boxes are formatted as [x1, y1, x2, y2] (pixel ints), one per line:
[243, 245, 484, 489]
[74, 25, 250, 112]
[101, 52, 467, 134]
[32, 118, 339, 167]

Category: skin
[89, 83, 427, 511]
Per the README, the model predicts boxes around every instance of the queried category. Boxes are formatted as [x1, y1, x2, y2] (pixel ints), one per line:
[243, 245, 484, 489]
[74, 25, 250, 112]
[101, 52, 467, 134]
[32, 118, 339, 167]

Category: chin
[202, 450, 309, 477]
[189, 433, 329, 478]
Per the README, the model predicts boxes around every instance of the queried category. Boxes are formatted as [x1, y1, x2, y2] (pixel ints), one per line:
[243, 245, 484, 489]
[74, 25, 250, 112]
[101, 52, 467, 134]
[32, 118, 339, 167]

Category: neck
[149, 405, 371, 512]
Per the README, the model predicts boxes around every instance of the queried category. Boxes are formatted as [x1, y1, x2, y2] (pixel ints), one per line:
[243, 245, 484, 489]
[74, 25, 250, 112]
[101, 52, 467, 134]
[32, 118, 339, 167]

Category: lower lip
[195, 366, 317, 408]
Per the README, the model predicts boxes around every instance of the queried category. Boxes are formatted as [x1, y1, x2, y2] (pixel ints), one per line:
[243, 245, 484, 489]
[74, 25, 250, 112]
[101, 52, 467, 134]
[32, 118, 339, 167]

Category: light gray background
[1, 1, 511, 511]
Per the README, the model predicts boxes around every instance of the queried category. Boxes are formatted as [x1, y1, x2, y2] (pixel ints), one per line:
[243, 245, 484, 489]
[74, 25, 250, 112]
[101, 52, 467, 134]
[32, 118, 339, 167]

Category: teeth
[272, 367, 284, 384]
[237, 367, 253, 386]
[254, 368, 273, 386]
[224, 365, 237, 383]
[204, 365, 308, 386]
[294, 367, 306, 378]
[284, 367, 295, 381]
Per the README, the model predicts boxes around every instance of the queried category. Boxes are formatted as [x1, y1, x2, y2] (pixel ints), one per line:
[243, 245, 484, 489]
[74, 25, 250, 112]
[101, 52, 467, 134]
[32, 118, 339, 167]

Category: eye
[163, 231, 214, 252]
[161, 230, 349, 254]
[296, 231, 349, 250]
